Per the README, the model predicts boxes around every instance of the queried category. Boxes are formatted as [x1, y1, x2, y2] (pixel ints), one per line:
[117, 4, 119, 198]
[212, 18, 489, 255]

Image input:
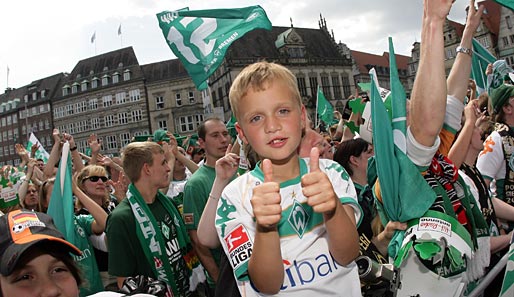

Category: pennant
[370, 38, 436, 258]
[26, 133, 50, 163]
[471, 38, 496, 95]
[90, 31, 96, 44]
[495, 0, 514, 10]
[47, 142, 77, 245]
[118, 24, 122, 36]
[156, 6, 272, 90]
[316, 86, 336, 126]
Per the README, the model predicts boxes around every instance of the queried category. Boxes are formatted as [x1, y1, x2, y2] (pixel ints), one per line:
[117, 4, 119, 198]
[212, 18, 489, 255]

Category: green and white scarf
[126, 183, 193, 296]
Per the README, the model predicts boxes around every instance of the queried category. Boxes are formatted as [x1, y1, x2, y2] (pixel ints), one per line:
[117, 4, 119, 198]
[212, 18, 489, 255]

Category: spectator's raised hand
[424, 0, 454, 21]
[15, 144, 29, 162]
[215, 144, 239, 181]
[251, 159, 282, 229]
[465, 0, 484, 33]
[302, 147, 338, 215]
[52, 128, 62, 144]
[88, 134, 101, 154]
[30, 143, 39, 157]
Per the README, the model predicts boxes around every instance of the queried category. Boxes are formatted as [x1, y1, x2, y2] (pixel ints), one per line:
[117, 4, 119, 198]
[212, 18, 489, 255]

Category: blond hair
[229, 61, 301, 119]
[121, 142, 163, 183]
[75, 165, 110, 209]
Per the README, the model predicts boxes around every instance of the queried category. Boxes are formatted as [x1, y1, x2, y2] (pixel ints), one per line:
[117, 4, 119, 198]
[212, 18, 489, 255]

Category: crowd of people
[2, 0, 514, 296]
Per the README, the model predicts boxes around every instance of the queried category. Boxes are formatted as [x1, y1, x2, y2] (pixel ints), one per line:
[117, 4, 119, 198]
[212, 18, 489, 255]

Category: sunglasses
[85, 176, 108, 183]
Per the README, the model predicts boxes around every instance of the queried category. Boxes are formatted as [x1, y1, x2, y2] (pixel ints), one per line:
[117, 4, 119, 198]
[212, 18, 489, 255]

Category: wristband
[209, 194, 219, 200]
[70, 146, 78, 151]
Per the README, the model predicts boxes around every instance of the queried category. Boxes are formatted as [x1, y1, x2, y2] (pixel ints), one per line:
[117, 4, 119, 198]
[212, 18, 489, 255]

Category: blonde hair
[229, 61, 301, 119]
[75, 165, 110, 209]
[122, 142, 164, 183]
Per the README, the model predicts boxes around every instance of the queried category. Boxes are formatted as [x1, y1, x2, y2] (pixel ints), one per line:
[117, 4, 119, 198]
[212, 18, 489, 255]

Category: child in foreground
[215, 61, 362, 296]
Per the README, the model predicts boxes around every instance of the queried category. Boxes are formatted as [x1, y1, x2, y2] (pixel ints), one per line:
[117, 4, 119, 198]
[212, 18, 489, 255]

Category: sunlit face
[0, 252, 79, 297]
[236, 81, 305, 164]
[36, 160, 45, 171]
[200, 121, 231, 162]
[82, 171, 109, 199]
[147, 153, 171, 189]
[23, 185, 39, 210]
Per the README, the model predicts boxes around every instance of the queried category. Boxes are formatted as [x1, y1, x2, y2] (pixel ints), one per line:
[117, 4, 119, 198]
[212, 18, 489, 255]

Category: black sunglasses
[85, 176, 108, 182]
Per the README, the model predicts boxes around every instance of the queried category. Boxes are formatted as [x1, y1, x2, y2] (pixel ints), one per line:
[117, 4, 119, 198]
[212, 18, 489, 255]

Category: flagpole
[6, 66, 9, 89]
[315, 85, 319, 129]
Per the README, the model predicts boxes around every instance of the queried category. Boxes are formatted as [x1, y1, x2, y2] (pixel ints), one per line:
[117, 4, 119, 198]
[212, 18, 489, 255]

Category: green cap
[491, 84, 514, 114]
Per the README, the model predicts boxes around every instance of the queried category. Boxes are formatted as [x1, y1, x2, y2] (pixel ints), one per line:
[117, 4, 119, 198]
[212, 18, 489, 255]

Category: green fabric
[126, 183, 192, 296]
[495, 0, 514, 11]
[156, 6, 272, 90]
[501, 238, 514, 297]
[370, 38, 436, 259]
[491, 84, 514, 114]
[316, 85, 336, 126]
[471, 38, 496, 95]
[74, 215, 103, 296]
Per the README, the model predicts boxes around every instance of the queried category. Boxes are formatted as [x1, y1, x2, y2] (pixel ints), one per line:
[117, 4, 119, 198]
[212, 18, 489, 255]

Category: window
[507, 16, 513, 29]
[123, 70, 131, 81]
[112, 72, 120, 84]
[24, 95, 28, 103]
[0, 147, 3, 157]
[45, 119, 50, 129]
[189, 91, 195, 103]
[321, 76, 330, 98]
[13, 129, 18, 141]
[22, 125, 26, 135]
[480, 37, 490, 48]
[309, 76, 318, 97]
[66, 104, 74, 115]
[118, 112, 128, 124]
[1, 118, 4, 127]
[342, 75, 351, 99]
[158, 120, 168, 130]
[41, 89, 46, 98]
[39, 121, 44, 131]
[104, 115, 116, 127]
[106, 135, 117, 150]
[179, 116, 194, 133]
[8, 130, 12, 140]
[81, 81, 88, 91]
[6, 116, 11, 125]
[102, 75, 110, 86]
[32, 92, 37, 101]
[71, 83, 78, 94]
[195, 114, 203, 127]
[89, 98, 98, 110]
[2, 132, 6, 141]
[504, 37, 509, 47]
[12, 114, 17, 124]
[155, 96, 164, 109]
[92, 78, 99, 89]
[39, 105, 45, 113]
[102, 95, 113, 107]
[132, 110, 142, 122]
[175, 93, 182, 106]
[129, 89, 140, 101]
[62, 86, 69, 96]
[332, 75, 341, 99]
[445, 48, 454, 59]
[510, 35, 514, 44]
[297, 77, 307, 97]
[120, 132, 131, 147]
[115, 92, 126, 104]
[9, 146, 14, 156]
[91, 118, 100, 129]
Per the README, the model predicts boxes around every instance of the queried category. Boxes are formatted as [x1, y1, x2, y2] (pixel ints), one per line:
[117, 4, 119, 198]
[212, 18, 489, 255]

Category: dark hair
[333, 138, 370, 176]
[197, 118, 224, 140]
[0, 241, 82, 297]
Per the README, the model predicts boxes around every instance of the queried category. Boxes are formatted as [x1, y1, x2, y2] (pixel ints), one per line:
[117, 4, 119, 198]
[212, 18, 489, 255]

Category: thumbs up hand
[251, 159, 282, 230]
[302, 147, 338, 215]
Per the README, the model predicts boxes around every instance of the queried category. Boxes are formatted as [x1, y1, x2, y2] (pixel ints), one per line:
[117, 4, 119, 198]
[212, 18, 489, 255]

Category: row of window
[57, 110, 143, 133]
[0, 129, 19, 143]
[296, 74, 351, 100]
[155, 91, 196, 109]
[74, 130, 149, 152]
[501, 34, 514, 48]
[62, 70, 131, 96]
[157, 114, 204, 134]
[54, 90, 141, 119]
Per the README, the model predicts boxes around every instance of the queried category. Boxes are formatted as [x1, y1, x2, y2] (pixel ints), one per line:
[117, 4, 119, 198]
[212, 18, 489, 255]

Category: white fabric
[406, 126, 440, 167]
[166, 170, 192, 198]
[88, 232, 108, 252]
[476, 131, 506, 182]
[445, 95, 465, 132]
[216, 158, 361, 296]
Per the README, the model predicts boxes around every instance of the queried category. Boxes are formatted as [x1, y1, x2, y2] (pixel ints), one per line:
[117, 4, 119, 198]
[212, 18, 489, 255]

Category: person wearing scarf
[106, 141, 198, 296]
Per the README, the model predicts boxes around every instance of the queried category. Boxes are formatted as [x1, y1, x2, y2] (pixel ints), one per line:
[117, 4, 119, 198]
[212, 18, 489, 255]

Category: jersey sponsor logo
[287, 200, 310, 238]
[225, 224, 252, 268]
[479, 138, 495, 156]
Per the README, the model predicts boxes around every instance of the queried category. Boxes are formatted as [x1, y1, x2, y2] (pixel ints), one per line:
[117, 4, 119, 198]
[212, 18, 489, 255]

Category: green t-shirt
[74, 215, 104, 296]
[106, 198, 190, 295]
[182, 165, 222, 285]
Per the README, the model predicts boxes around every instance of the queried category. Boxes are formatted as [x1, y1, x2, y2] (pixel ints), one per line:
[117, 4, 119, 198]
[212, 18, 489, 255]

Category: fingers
[309, 147, 320, 172]
[262, 159, 273, 183]
[225, 143, 232, 155]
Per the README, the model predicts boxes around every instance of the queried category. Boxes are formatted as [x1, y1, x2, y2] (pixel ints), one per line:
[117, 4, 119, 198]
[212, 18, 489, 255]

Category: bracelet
[70, 146, 78, 151]
[209, 193, 219, 200]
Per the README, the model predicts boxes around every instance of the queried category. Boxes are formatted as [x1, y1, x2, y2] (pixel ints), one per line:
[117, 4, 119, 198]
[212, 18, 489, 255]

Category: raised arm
[44, 129, 62, 178]
[72, 174, 107, 234]
[63, 133, 84, 173]
[410, 0, 454, 147]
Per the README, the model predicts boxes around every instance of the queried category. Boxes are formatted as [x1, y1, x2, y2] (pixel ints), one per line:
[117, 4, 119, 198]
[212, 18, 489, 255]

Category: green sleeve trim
[340, 197, 363, 228]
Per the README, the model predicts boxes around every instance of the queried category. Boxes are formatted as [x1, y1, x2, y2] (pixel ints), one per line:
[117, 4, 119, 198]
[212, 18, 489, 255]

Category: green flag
[495, 0, 514, 10]
[471, 38, 496, 94]
[157, 6, 272, 90]
[316, 85, 336, 126]
[501, 234, 514, 297]
[26, 132, 50, 163]
[47, 142, 77, 245]
[370, 38, 436, 258]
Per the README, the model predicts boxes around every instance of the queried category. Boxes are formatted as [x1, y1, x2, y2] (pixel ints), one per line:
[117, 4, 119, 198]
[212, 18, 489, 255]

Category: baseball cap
[0, 210, 81, 276]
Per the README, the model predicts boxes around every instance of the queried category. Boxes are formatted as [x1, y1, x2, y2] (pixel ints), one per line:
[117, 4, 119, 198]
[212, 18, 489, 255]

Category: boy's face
[235, 81, 305, 163]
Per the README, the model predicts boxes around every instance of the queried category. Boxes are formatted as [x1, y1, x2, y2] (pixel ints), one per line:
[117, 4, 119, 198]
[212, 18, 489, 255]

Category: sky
[0, 0, 471, 92]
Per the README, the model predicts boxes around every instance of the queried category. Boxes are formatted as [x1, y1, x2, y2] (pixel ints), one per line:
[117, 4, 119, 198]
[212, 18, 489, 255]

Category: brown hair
[229, 61, 301, 120]
[121, 142, 163, 183]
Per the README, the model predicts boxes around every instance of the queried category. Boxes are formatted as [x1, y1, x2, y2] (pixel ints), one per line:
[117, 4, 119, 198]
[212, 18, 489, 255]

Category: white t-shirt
[476, 130, 506, 183]
[215, 158, 362, 296]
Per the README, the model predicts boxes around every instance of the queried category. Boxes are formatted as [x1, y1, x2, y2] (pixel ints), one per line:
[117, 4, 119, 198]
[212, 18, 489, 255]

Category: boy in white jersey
[215, 61, 361, 296]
